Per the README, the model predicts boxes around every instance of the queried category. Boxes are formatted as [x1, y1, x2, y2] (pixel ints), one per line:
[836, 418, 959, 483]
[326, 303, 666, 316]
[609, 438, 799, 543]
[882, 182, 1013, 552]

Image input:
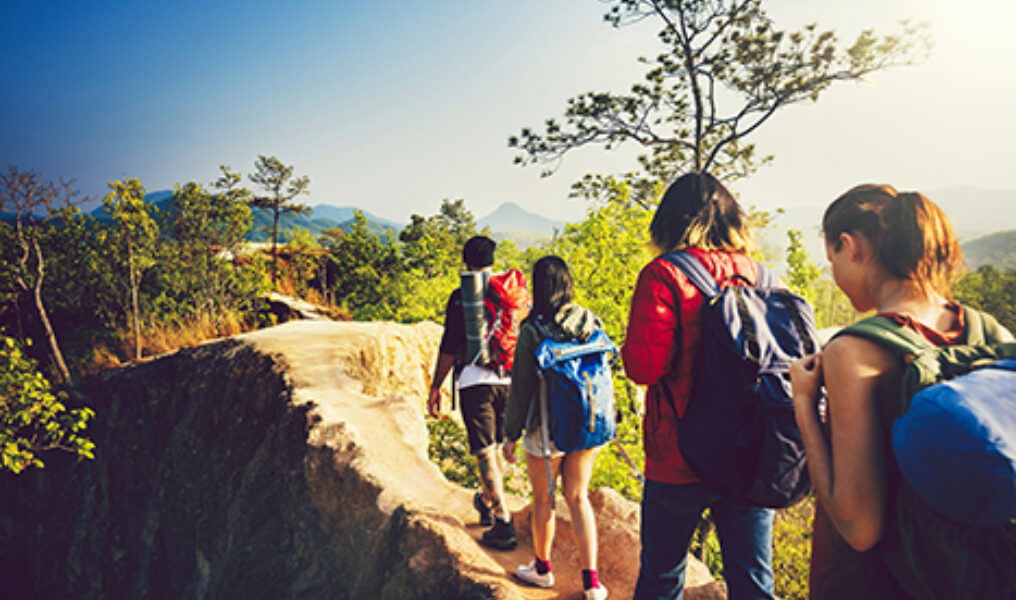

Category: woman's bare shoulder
[823, 334, 898, 377]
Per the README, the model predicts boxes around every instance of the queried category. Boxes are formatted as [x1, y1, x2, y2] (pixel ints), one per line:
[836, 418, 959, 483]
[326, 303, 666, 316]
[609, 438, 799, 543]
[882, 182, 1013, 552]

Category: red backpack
[481, 269, 530, 374]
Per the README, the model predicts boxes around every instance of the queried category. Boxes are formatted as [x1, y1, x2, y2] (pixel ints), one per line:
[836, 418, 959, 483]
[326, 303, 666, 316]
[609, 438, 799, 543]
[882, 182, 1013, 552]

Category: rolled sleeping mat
[461, 271, 489, 365]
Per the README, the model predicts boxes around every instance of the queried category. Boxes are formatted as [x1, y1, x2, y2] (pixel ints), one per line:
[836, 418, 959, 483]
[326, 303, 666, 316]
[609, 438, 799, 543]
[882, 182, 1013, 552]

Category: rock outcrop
[0, 320, 717, 599]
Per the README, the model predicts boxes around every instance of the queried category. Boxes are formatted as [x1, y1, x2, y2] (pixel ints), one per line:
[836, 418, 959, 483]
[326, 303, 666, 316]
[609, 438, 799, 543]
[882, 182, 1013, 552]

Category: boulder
[0, 320, 718, 599]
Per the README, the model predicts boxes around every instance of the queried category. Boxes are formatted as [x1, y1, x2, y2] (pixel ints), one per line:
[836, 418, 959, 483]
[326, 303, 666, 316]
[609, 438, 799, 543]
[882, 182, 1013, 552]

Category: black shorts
[459, 384, 508, 455]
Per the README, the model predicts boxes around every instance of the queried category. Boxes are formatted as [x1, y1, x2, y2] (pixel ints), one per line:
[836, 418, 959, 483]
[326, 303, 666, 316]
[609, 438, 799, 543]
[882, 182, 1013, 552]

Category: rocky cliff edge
[0, 320, 719, 599]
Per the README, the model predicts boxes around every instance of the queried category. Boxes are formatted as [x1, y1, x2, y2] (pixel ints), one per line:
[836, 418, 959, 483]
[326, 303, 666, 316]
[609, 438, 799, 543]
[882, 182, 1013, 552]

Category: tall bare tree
[510, 0, 929, 206]
[0, 167, 81, 383]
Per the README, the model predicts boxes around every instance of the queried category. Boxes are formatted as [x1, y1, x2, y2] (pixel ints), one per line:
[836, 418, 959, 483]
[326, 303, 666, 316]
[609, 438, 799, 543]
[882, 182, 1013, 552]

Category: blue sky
[3, 0, 1015, 225]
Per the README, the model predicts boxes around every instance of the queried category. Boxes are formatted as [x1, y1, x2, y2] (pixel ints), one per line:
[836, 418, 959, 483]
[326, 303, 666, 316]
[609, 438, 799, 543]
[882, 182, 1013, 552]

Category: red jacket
[622, 247, 758, 484]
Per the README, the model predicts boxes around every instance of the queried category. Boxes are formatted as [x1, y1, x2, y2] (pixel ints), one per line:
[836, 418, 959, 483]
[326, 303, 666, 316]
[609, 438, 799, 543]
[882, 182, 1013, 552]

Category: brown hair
[650, 172, 755, 254]
[822, 184, 965, 297]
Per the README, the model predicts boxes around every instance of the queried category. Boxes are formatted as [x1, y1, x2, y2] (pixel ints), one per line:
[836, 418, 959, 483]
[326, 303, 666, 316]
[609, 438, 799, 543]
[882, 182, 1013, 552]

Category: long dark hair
[649, 172, 754, 254]
[531, 255, 574, 319]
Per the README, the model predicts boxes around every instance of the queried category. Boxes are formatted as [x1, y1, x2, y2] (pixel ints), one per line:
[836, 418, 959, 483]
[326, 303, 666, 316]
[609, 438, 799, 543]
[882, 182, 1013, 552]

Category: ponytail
[823, 185, 965, 297]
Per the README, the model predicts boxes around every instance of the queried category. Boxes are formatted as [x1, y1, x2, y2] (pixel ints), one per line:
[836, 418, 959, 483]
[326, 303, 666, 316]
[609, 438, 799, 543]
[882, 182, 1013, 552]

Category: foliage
[282, 227, 326, 298]
[248, 155, 311, 280]
[772, 498, 815, 600]
[103, 178, 159, 359]
[0, 336, 94, 473]
[156, 176, 257, 321]
[954, 265, 1016, 333]
[324, 212, 403, 320]
[547, 178, 655, 344]
[511, 0, 928, 193]
[783, 229, 859, 330]
[0, 167, 81, 383]
[784, 230, 822, 303]
[425, 416, 528, 496]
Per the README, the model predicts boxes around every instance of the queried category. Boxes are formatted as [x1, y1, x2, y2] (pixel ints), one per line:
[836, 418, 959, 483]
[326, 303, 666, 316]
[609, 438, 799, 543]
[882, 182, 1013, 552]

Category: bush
[0, 336, 95, 473]
[772, 497, 815, 600]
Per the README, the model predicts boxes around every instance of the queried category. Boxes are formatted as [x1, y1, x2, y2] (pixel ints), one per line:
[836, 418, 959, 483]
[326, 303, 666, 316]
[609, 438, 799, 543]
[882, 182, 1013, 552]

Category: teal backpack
[837, 308, 1016, 599]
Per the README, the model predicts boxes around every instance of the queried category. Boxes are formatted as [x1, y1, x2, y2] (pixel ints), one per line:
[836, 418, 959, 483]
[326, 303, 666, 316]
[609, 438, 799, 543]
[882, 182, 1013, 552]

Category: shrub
[0, 336, 95, 473]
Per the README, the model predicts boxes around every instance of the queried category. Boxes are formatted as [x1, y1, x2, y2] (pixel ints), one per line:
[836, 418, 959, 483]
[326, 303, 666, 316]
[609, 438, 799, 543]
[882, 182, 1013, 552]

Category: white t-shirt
[457, 364, 511, 389]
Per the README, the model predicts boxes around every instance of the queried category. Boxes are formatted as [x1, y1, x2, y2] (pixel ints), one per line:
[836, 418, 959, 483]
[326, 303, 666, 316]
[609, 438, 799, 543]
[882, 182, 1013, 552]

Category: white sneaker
[514, 561, 554, 588]
[584, 583, 608, 600]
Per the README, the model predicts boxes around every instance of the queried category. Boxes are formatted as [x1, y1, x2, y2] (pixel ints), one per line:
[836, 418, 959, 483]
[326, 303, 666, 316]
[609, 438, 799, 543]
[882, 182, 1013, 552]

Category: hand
[790, 352, 824, 413]
[502, 439, 517, 464]
[427, 387, 444, 419]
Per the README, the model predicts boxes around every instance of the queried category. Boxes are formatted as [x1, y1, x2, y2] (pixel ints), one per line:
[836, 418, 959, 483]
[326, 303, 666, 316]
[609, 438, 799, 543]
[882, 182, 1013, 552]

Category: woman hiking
[790, 184, 1015, 598]
[623, 172, 776, 600]
[502, 255, 610, 600]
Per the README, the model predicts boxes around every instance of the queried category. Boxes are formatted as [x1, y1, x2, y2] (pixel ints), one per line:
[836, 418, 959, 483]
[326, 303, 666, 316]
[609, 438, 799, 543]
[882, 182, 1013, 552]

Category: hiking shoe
[473, 492, 493, 527]
[479, 517, 517, 550]
[514, 561, 554, 588]
[584, 583, 608, 600]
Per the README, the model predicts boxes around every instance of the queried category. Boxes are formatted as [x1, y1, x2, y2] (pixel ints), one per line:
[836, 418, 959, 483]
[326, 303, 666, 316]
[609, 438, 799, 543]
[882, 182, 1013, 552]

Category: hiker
[623, 173, 777, 600]
[789, 184, 1016, 599]
[501, 255, 611, 600]
[427, 235, 518, 551]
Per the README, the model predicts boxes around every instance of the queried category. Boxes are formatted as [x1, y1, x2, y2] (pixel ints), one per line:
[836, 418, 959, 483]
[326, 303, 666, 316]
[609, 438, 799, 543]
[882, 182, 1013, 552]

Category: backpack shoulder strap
[660, 250, 719, 300]
[754, 261, 780, 288]
[835, 316, 935, 356]
[962, 306, 1011, 345]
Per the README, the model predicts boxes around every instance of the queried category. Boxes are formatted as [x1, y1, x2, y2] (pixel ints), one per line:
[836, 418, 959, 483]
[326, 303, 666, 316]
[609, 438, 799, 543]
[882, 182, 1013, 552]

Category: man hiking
[427, 235, 524, 550]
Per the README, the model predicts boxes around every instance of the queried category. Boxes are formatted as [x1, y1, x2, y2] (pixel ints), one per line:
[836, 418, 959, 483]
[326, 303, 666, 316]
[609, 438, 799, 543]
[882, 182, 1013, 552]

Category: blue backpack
[662, 251, 818, 508]
[535, 328, 618, 453]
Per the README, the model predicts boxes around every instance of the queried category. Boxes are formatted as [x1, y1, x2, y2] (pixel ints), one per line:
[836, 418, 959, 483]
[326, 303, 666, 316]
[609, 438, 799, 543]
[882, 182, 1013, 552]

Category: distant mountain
[489, 230, 554, 251]
[248, 204, 398, 242]
[478, 202, 566, 237]
[932, 187, 1016, 240]
[309, 205, 402, 230]
[82, 192, 399, 241]
[962, 230, 1016, 270]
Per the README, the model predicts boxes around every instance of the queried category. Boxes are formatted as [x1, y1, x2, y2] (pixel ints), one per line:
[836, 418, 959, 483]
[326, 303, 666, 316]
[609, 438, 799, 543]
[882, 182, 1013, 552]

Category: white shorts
[521, 427, 565, 459]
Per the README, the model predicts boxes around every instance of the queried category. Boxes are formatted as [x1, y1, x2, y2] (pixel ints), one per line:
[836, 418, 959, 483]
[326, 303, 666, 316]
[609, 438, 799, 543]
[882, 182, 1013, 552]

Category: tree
[326, 211, 401, 318]
[784, 229, 822, 304]
[248, 155, 311, 281]
[164, 166, 253, 318]
[104, 179, 158, 360]
[0, 167, 81, 384]
[955, 265, 1016, 334]
[399, 199, 479, 278]
[510, 0, 928, 200]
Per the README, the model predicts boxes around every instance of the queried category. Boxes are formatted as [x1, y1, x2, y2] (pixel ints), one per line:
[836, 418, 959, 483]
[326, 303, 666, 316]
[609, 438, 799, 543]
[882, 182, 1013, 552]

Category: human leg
[460, 385, 510, 521]
[525, 450, 563, 560]
[633, 480, 717, 600]
[561, 447, 608, 597]
[711, 499, 775, 600]
[560, 447, 599, 570]
[515, 450, 562, 588]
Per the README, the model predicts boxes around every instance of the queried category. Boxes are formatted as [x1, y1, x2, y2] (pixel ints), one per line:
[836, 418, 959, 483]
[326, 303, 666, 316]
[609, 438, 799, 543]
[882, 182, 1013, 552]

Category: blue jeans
[633, 479, 775, 600]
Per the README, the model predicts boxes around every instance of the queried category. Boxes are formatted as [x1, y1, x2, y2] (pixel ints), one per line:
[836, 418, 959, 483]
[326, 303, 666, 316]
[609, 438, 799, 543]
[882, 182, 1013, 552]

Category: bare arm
[791, 336, 895, 551]
[428, 352, 456, 418]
